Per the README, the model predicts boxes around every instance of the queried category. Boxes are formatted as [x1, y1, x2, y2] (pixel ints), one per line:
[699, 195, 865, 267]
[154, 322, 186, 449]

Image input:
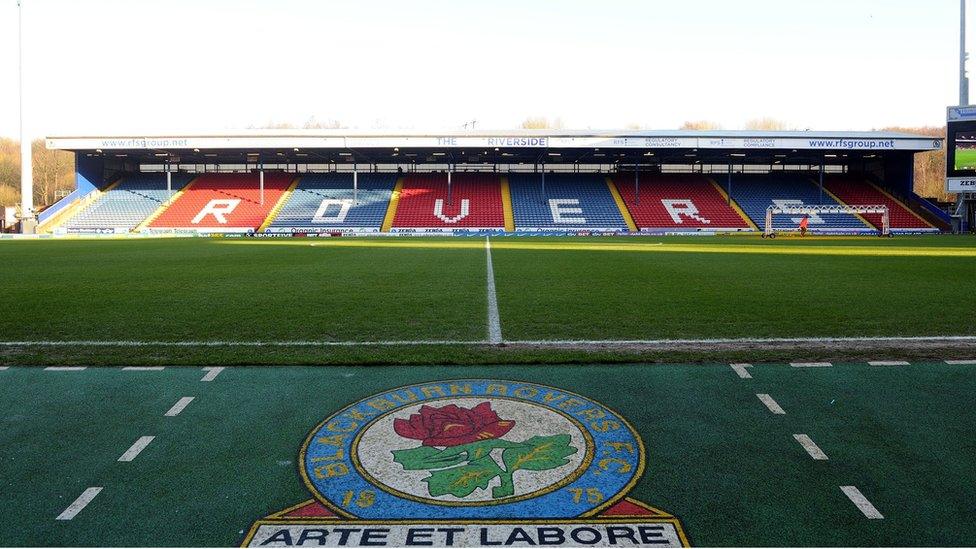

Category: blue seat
[730, 175, 872, 231]
[64, 173, 193, 231]
[508, 174, 626, 230]
[267, 173, 396, 231]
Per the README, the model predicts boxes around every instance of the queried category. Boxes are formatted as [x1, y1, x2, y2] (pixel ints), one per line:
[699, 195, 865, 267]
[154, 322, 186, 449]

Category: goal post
[763, 204, 890, 237]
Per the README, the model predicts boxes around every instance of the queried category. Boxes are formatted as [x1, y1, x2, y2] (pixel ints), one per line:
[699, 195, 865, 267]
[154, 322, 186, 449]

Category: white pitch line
[200, 367, 225, 382]
[0, 366, 8, 370]
[55, 487, 102, 520]
[1, 335, 975, 347]
[730, 363, 752, 379]
[840, 486, 884, 519]
[793, 434, 829, 460]
[165, 396, 194, 417]
[44, 366, 87, 371]
[756, 393, 786, 414]
[791, 362, 832, 368]
[946, 359, 976, 365]
[868, 360, 910, 366]
[118, 436, 155, 462]
[122, 366, 165, 371]
[485, 236, 502, 345]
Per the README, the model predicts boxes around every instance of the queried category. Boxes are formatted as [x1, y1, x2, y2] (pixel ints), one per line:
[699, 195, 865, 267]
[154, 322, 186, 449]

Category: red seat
[822, 177, 933, 230]
[392, 173, 504, 229]
[613, 174, 752, 230]
[150, 173, 292, 230]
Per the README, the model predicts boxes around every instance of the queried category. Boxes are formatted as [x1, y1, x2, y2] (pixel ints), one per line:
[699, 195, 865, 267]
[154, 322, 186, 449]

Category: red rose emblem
[393, 402, 515, 447]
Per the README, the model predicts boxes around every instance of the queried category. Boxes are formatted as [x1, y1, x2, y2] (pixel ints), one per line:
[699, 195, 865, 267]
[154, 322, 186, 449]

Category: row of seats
[55, 172, 937, 232]
[64, 173, 193, 231]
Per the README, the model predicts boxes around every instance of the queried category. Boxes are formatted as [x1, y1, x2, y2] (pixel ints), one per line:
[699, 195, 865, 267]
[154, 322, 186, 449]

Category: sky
[0, 0, 967, 138]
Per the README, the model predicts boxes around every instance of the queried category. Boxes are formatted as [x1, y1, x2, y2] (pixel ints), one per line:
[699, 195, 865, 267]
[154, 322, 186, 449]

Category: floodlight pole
[18, 0, 34, 233]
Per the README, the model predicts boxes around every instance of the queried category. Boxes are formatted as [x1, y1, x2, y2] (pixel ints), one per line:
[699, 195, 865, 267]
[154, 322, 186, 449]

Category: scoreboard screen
[948, 121, 976, 174]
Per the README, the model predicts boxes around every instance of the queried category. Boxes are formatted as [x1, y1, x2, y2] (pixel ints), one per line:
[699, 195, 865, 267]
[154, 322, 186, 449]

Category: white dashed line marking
[0, 366, 8, 370]
[790, 362, 831, 368]
[44, 366, 87, 371]
[730, 363, 752, 379]
[56, 487, 102, 520]
[118, 436, 155, 462]
[841, 486, 884, 519]
[868, 361, 909, 366]
[756, 393, 786, 414]
[793, 434, 829, 460]
[200, 367, 225, 382]
[165, 397, 194, 417]
[122, 366, 165, 371]
[946, 359, 976, 365]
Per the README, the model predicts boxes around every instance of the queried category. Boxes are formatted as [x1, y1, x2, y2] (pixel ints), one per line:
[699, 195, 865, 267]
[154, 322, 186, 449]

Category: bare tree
[680, 120, 722, 130]
[744, 117, 789, 131]
[881, 126, 947, 201]
[520, 117, 564, 130]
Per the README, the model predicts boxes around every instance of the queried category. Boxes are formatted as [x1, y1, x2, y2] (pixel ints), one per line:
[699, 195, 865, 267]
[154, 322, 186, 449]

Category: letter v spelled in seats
[612, 173, 752, 231]
[391, 173, 504, 231]
[149, 173, 293, 231]
[64, 173, 194, 233]
[508, 173, 627, 230]
[266, 173, 396, 233]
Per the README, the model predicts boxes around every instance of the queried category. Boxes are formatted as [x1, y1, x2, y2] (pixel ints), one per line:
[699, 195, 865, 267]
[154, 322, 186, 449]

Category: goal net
[762, 204, 890, 237]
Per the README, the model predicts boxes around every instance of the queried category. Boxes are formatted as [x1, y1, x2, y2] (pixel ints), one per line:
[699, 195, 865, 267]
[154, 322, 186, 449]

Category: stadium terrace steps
[612, 174, 753, 231]
[148, 173, 293, 231]
[508, 173, 628, 230]
[729, 175, 872, 232]
[61, 174, 195, 232]
[391, 173, 505, 230]
[822, 176, 936, 231]
[266, 173, 398, 232]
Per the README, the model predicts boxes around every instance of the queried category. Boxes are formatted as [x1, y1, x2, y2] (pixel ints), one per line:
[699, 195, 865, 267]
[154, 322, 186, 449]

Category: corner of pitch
[242, 379, 689, 547]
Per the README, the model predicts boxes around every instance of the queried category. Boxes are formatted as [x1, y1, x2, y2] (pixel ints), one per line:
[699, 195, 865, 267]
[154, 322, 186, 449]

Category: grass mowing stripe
[485, 237, 502, 344]
[757, 393, 786, 414]
[164, 397, 194, 417]
[200, 367, 225, 382]
[793, 434, 829, 460]
[55, 487, 102, 520]
[840, 486, 884, 519]
[730, 363, 752, 379]
[118, 436, 155, 462]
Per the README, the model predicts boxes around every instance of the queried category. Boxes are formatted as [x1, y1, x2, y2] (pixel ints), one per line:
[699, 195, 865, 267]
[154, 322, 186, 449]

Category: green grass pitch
[0, 235, 974, 365]
[1, 362, 973, 546]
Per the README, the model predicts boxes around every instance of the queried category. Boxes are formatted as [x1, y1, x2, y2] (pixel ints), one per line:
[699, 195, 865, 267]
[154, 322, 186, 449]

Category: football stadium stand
[265, 173, 397, 232]
[60, 174, 193, 232]
[823, 175, 937, 231]
[612, 174, 754, 231]
[730, 174, 873, 232]
[149, 173, 294, 231]
[508, 174, 628, 230]
[391, 173, 505, 230]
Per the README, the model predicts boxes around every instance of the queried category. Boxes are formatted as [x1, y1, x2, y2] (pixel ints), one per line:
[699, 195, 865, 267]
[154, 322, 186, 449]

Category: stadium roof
[46, 129, 943, 166]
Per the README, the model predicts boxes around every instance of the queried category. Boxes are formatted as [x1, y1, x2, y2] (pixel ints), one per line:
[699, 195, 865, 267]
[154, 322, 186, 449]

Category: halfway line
[485, 236, 502, 345]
